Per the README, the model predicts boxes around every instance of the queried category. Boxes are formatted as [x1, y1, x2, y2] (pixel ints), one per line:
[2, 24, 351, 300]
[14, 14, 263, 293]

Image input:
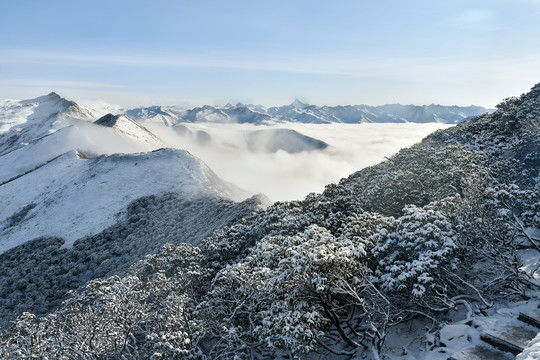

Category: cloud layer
[147, 122, 451, 202]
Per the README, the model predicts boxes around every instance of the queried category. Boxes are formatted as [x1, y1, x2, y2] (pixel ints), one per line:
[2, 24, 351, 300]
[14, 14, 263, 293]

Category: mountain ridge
[0, 92, 268, 325]
[125, 101, 491, 125]
[94, 113, 165, 147]
[1, 92, 491, 127]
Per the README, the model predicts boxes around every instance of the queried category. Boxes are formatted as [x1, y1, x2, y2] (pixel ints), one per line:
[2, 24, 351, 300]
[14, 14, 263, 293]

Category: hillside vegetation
[1, 85, 539, 359]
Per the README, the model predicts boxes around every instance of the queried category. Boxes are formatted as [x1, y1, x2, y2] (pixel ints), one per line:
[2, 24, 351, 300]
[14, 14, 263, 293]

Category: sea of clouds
[146, 122, 452, 202]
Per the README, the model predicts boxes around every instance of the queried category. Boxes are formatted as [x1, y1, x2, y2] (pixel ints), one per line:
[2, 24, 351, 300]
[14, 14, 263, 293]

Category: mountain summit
[290, 98, 310, 109]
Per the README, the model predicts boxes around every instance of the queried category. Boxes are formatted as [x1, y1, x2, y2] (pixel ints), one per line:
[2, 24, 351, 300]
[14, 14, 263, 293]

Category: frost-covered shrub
[371, 204, 458, 311]
[520, 179, 540, 228]
[249, 226, 386, 355]
[0, 272, 203, 360]
[195, 263, 272, 359]
[337, 144, 489, 217]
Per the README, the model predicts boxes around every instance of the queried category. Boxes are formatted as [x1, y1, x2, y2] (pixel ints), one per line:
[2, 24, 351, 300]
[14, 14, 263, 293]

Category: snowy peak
[94, 113, 130, 127]
[19, 91, 63, 105]
[125, 106, 179, 126]
[94, 113, 164, 147]
[19, 92, 93, 121]
[290, 98, 310, 109]
[0, 93, 95, 156]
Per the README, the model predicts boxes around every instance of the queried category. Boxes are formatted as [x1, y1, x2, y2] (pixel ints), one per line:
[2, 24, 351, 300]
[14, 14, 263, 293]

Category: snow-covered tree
[248, 225, 388, 357]
[371, 203, 459, 315]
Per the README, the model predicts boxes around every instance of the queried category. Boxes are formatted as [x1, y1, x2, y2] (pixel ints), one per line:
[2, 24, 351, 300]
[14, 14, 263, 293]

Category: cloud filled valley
[146, 121, 452, 201]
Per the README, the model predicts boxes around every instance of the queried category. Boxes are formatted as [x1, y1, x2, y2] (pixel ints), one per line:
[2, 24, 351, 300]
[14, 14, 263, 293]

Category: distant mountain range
[126, 99, 491, 125]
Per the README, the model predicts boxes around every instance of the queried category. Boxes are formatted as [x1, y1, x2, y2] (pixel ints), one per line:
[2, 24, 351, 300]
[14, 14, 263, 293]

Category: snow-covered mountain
[0, 92, 266, 324]
[0, 92, 95, 155]
[0, 93, 256, 255]
[0, 92, 263, 250]
[93, 113, 165, 147]
[0, 148, 247, 254]
[0, 95, 166, 185]
[126, 100, 489, 125]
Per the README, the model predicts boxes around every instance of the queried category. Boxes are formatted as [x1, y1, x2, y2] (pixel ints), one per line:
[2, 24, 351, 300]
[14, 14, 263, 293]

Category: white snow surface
[0, 99, 35, 133]
[0, 148, 245, 254]
[0, 92, 94, 133]
[96, 114, 165, 147]
[518, 331, 540, 360]
[0, 121, 166, 185]
[377, 297, 540, 360]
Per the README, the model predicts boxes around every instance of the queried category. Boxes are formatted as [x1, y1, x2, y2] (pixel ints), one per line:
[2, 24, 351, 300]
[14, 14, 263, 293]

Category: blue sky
[1, 0, 540, 108]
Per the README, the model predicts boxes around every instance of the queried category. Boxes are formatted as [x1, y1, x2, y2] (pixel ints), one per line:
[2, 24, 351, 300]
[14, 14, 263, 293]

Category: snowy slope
[93, 113, 164, 147]
[0, 121, 169, 185]
[0, 148, 247, 254]
[0, 91, 101, 161]
[0, 92, 96, 156]
[0, 99, 35, 133]
[0, 93, 266, 326]
[0, 92, 167, 183]
[0, 93, 252, 255]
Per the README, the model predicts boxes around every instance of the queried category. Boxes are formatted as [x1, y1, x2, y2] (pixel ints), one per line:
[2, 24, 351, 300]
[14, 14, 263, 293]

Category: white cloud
[146, 122, 452, 202]
[2, 48, 538, 80]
